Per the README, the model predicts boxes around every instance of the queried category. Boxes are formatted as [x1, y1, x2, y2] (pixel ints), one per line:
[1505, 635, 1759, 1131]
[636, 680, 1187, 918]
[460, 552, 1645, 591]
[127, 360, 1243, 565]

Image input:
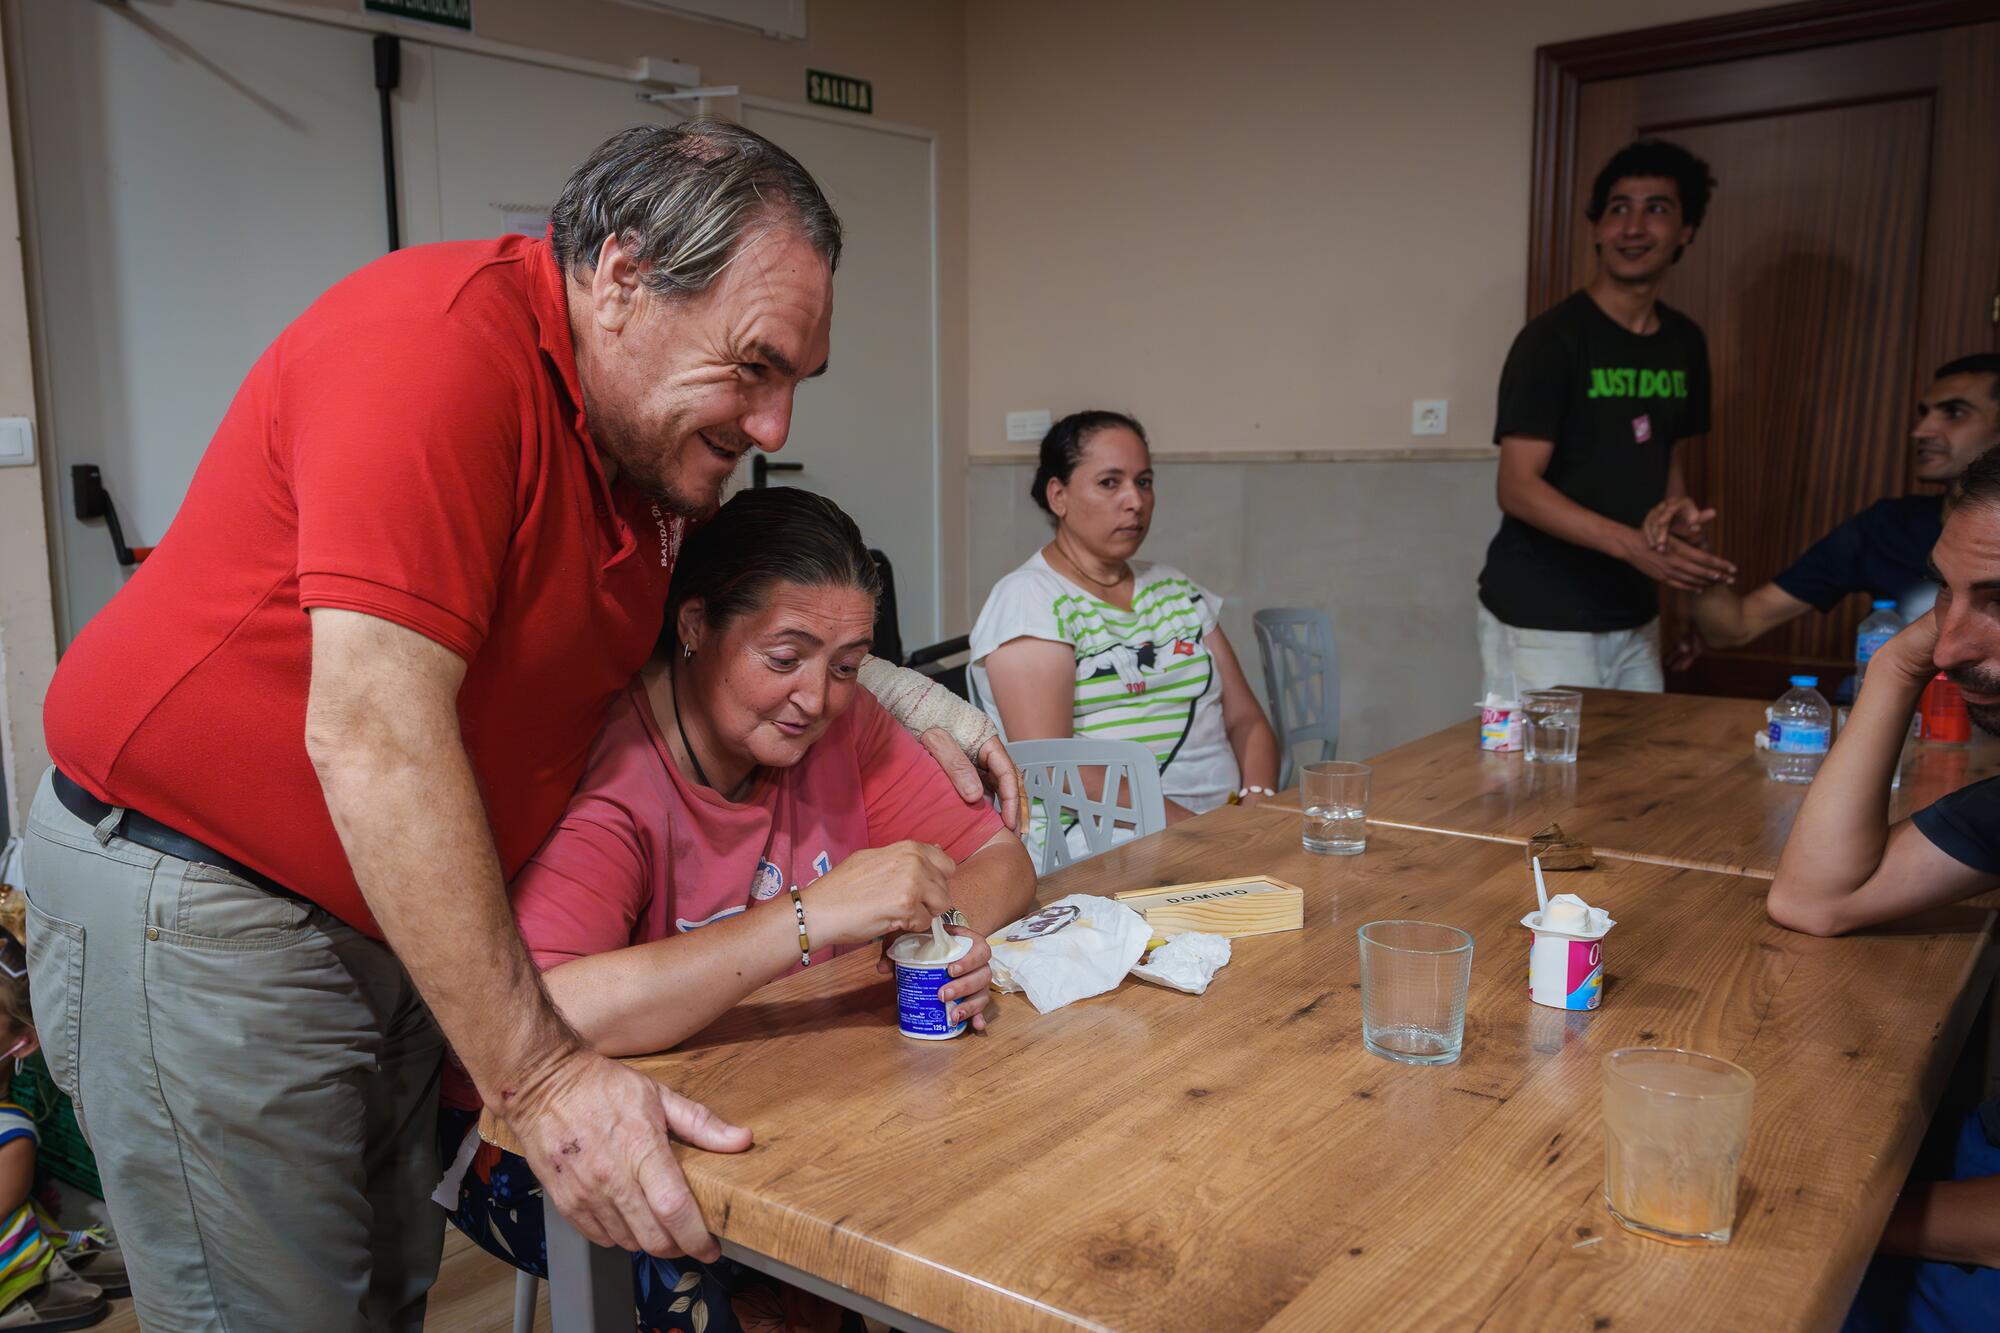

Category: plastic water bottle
[1855, 599, 1902, 688]
[1765, 675, 1833, 784]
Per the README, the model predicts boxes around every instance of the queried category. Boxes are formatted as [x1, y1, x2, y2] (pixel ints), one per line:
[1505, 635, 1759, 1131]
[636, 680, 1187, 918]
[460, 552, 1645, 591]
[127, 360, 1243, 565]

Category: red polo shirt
[43, 236, 681, 936]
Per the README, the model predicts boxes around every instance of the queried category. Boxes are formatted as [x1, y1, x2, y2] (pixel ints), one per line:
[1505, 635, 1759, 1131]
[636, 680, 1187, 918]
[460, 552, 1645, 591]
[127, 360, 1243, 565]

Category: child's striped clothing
[0, 1102, 54, 1308]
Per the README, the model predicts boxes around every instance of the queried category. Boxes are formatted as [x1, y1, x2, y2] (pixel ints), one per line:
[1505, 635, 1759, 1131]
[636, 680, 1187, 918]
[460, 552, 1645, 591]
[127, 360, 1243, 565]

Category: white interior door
[410, 44, 679, 245]
[738, 101, 940, 650]
[15, 0, 391, 642]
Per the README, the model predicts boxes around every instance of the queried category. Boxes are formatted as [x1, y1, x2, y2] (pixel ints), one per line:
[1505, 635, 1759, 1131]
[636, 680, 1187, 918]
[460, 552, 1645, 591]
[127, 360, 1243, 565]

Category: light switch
[1006, 410, 1053, 444]
[0, 418, 34, 467]
[1412, 400, 1448, 436]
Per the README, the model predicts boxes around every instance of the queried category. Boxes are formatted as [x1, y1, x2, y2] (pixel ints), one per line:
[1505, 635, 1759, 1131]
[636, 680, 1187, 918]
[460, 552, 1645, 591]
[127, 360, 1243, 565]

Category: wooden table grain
[484, 797, 1995, 1331]
[1357, 688, 2000, 877]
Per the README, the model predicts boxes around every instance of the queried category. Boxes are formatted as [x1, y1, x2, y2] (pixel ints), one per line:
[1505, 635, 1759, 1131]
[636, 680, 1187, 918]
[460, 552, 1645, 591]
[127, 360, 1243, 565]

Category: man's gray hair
[550, 120, 841, 298]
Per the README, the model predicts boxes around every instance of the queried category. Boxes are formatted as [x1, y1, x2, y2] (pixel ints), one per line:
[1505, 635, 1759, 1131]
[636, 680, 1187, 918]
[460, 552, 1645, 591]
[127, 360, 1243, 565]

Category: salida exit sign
[806, 69, 873, 114]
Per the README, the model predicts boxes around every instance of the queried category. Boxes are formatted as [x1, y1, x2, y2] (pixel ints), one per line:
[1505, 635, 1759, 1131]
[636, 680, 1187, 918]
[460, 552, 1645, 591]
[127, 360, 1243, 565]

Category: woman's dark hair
[1028, 410, 1150, 518]
[662, 487, 880, 653]
[1585, 138, 1716, 230]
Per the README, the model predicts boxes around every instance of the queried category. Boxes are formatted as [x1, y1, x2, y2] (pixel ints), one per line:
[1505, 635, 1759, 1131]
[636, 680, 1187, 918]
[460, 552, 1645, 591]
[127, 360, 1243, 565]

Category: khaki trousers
[22, 769, 443, 1332]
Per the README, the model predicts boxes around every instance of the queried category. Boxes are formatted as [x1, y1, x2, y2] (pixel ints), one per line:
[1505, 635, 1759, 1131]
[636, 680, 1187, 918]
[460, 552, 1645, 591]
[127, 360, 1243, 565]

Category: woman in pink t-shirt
[440, 488, 1035, 1333]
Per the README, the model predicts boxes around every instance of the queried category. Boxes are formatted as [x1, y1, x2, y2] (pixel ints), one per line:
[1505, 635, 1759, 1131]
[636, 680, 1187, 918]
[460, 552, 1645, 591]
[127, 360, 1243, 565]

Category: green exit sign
[806, 69, 873, 115]
[365, 0, 471, 29]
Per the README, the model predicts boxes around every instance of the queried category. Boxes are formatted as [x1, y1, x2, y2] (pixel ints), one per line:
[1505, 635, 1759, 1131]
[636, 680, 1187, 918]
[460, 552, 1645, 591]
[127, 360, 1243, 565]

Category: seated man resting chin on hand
[1767, 448, 2000, 1333]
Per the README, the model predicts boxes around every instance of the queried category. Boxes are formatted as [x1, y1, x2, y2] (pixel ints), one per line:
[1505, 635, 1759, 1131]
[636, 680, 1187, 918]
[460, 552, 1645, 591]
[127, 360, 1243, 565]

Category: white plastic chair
[1007, 738, 1167, 876]
[1252, 607, 1340, 789]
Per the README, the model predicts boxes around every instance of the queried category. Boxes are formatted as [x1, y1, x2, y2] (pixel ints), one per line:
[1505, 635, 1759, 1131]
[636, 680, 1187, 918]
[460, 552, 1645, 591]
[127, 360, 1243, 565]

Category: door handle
[750, 455, 804, 489]
[71, 465, 151, 566]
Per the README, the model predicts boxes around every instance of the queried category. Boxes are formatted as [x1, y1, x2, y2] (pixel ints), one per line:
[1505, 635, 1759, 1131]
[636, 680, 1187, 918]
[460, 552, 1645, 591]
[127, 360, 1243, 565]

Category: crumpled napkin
[988, 894, 1150, 1013]
[1131, 931, 1232, 994]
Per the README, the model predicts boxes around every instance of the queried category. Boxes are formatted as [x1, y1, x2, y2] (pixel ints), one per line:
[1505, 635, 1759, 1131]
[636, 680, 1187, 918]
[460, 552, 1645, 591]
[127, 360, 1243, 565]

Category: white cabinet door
[17, 0, 391, 641]
[739, 101, 939, 650]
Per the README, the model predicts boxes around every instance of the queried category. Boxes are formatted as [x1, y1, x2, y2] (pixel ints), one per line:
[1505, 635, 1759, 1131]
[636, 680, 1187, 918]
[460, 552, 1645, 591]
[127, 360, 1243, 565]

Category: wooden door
[1545, 14, 2000, 699]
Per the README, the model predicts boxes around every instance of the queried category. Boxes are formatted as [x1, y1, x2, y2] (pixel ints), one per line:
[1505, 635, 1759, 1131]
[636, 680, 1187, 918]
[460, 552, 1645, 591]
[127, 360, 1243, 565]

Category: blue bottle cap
[1790, 675, 1819, 688]
[1871, 599, 1896, 609]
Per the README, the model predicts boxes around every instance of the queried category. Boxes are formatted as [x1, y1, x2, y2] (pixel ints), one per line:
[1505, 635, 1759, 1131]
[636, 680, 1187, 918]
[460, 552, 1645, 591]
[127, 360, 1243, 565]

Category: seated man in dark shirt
[1692, 354, 2000, 648]
[1766, 442, 2000, 1332]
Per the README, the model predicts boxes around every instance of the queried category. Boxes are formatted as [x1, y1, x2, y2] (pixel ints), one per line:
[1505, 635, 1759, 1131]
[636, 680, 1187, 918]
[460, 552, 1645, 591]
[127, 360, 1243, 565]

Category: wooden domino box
[1112, 875, 1305, 939]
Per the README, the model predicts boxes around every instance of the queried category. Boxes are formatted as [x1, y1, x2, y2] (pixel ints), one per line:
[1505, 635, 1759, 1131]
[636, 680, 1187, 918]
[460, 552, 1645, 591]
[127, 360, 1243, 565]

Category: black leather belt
[51, 769, 309, 905]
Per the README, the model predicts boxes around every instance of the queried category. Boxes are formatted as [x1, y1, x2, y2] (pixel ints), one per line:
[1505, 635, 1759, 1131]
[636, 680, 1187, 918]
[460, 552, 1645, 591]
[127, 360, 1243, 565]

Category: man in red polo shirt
[21, 123, 1012, 1329]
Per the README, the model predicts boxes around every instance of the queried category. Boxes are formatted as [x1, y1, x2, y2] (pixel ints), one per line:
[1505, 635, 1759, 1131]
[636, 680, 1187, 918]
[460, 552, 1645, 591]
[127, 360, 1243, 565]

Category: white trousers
[1477, 605, 1664, 698]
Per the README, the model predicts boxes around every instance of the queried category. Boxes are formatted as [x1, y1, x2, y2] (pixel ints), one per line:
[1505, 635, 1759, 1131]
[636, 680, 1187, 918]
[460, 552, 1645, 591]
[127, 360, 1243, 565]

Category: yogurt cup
[887, 929, 974, 1040]
[1479, 700, 1522, 752]
[1520, 898, 1615, 1011]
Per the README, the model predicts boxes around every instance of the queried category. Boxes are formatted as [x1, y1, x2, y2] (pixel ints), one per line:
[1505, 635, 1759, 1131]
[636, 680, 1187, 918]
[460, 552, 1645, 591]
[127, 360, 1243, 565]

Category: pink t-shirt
[444, 679, 1003, 1108]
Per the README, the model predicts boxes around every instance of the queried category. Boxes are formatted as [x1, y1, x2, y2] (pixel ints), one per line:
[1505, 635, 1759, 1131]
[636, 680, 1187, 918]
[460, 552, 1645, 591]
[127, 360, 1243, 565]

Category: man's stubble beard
[592, 407, 736, 520]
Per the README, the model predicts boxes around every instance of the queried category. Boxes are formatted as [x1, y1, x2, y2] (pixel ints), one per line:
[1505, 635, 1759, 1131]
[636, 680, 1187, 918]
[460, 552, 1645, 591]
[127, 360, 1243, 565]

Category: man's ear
[587, 233, 646, 334]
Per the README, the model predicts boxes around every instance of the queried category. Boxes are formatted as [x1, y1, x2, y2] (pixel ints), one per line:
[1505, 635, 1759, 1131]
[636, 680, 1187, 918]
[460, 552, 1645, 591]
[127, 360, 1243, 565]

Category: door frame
[738, 93, 943, 643]
[1527, 0, 1994, 316]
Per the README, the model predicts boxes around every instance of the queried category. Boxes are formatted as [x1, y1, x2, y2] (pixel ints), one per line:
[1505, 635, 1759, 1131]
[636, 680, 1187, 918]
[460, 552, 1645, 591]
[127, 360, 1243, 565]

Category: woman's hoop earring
[682, 643, 695, 659]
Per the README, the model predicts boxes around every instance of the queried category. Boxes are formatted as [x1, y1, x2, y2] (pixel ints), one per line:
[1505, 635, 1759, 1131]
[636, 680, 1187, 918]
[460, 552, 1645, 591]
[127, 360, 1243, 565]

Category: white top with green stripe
[971, 552, 1239, 812]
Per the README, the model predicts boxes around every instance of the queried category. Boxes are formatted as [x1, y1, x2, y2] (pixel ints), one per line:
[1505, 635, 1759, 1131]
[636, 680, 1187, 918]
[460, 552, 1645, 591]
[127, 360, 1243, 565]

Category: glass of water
[1300, 761, 1370, 854]
[1522, 689, 1583, 763]
[1357, 920, 1474, 1065]
[1602, 1048, 1755, 1245]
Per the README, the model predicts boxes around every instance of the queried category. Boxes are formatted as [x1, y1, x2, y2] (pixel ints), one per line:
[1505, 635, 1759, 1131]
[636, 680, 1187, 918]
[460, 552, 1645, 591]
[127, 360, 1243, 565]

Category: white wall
[968, 456, 1500, 761]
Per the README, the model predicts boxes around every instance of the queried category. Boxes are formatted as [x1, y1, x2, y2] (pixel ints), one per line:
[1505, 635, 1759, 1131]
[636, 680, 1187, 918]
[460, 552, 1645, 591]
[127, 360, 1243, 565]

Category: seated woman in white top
[971, 410, 1280, 851]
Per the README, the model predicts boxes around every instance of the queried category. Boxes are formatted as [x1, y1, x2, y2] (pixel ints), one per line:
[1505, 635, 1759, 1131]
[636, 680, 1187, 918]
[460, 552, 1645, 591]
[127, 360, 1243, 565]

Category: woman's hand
[800, 841, 956, 948]
[874, 926, 997, 1031]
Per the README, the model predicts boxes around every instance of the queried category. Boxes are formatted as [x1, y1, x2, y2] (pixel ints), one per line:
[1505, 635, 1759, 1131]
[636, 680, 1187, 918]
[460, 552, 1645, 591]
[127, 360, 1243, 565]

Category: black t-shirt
[1773, 495, 1943, 615]
[1912, 775, 2000, 876]
[1478, 290, 1712, 632]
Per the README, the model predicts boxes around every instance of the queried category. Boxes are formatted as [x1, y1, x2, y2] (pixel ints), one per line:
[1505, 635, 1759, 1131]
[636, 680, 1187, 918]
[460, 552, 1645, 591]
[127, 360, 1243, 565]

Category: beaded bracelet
[788, 886, 811, 966]
[1238, 785, 1277, 799]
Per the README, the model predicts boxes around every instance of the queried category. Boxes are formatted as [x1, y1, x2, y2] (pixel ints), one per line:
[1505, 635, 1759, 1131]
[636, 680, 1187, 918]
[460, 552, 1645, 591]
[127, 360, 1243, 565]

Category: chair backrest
[868, 548, 904, 666]
[1006, 738, 1166, 876]
[904, 633, 970, 699]
[1253, 607, 1340, 788]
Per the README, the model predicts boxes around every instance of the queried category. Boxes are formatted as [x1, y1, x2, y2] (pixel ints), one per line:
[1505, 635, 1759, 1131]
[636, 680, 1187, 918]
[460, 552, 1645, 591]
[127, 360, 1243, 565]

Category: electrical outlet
[1006, 410, 1053, 444]
[1412, 400, 1448, 436]
[0, 417, 34, 467]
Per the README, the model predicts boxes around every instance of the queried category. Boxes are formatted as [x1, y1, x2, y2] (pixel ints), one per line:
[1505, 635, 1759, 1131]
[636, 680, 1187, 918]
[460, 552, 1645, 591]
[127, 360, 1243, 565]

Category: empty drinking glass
[1301, 761, 1370, 855]
[1523, 689, 1583, 763]
[1602, 1047, 1755, 1245]
[1357, 920, 1474, 1065]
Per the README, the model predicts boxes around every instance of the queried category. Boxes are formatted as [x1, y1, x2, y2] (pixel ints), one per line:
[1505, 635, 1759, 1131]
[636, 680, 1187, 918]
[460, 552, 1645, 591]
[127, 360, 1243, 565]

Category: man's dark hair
[662, 487, 879, 654]
[1936, 353, 2000, 407]
[1585, 139, 1717, 230]
[1029, 410, 1150, 520]
[1947, 443, 2000, 515]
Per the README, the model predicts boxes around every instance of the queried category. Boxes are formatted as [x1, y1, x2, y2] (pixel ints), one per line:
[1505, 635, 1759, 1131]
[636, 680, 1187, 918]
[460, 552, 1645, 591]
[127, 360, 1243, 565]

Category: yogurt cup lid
[1519, 907, 1615, 940]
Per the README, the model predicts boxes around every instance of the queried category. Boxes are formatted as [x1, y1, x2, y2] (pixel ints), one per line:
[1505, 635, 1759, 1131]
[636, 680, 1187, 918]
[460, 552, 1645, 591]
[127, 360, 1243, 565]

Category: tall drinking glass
[1602, 1048, 1755, 1244]
[1301, 761, 1370, 855]
[1523, 689, 1583, 763]
[1356, 920, 1473, 1065]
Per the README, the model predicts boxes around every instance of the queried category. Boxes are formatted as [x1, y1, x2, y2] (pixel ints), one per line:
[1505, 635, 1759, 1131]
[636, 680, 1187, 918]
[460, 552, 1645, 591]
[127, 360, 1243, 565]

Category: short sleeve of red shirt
[850, 694, 1004, 861]
[507, 708, 664, 969]
[286, 323, 525, 659]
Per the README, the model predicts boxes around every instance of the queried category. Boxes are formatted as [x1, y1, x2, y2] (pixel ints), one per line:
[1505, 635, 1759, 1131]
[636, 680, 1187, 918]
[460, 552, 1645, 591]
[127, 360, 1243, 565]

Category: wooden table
[1362, 688, 2000, 877]
[486, 790, 1995, 1331]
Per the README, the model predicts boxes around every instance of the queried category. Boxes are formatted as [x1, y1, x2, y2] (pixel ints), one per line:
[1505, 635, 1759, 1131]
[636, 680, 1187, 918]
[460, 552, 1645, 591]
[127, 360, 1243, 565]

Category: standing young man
[1477, 139, 1736, 697]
